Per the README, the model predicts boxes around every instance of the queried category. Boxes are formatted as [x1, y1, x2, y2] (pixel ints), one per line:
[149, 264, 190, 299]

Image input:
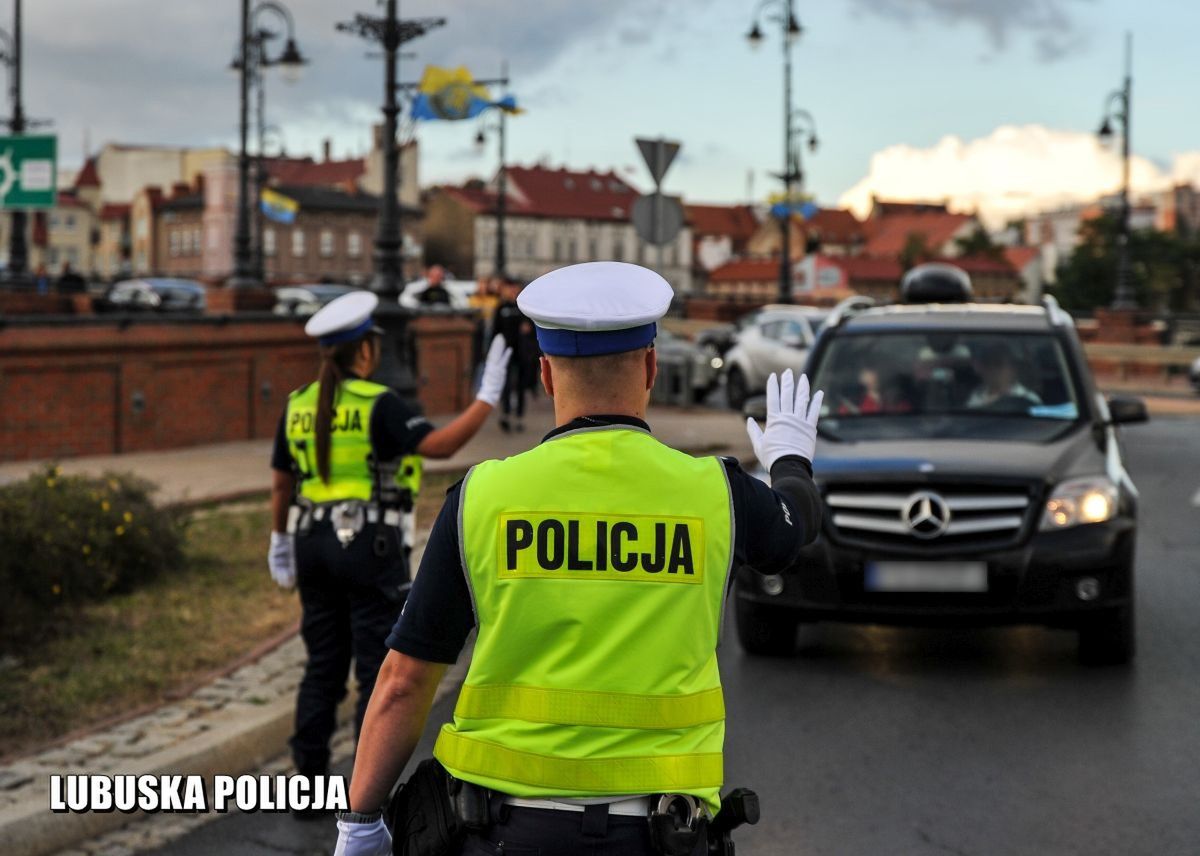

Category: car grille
[825, 486, 1033, 550]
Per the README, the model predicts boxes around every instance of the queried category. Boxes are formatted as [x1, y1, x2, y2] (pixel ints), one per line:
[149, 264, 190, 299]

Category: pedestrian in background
[266, 291, 511, 818]
[492, 276, 536, 432]
[332, 262, 825, 856]
[417, 264, 451, 306]
[56, 262, 87, 295]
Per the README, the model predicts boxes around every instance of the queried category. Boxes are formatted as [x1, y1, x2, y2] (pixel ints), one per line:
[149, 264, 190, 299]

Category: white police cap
[304, 290, 382, 346]
[517, 262, 673, 357]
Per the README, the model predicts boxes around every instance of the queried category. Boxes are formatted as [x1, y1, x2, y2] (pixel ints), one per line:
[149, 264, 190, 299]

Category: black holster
[385, 759, 465, 856]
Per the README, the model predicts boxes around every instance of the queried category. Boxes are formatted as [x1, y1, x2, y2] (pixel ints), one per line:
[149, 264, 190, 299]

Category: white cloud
[838, 124, 1188, 228]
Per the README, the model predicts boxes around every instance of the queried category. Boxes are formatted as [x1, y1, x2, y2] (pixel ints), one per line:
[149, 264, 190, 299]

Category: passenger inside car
[967, 341, 1043, 409]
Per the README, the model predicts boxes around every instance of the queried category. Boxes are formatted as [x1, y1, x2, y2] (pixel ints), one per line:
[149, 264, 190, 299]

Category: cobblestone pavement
[1, 637, 307, 817]
[50, 726, 358, 856]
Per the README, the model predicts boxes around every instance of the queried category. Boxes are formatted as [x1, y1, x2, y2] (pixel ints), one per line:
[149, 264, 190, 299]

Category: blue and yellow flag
[410, 65, 523, 121]
[261, 187, 299, 224]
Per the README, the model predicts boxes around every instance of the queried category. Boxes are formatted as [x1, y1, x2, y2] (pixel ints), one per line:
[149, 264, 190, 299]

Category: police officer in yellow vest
[268, 290, 511, 809]
[332, 263, 824, 855]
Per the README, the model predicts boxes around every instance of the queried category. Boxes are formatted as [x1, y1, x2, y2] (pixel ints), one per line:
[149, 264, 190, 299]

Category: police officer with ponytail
[267, 291, 511, 811]
[332, 263, 824, 855]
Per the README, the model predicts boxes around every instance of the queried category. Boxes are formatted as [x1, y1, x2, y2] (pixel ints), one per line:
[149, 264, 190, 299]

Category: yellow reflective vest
[434, 425, 734, 813]
[285, 379, 389, 503]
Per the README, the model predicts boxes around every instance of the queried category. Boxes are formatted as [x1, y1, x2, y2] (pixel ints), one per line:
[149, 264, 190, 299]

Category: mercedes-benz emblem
[901, 491, 951, 539]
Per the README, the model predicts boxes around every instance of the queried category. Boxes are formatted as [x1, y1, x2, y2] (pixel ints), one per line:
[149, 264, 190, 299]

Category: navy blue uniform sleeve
[371, 392, 435, 460]
[723, 455, 822, 573]
[270, 412, 292, 472]
[386, 480, 475, 663]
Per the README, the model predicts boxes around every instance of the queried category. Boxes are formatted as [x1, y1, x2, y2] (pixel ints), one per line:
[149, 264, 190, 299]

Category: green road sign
[0, 135, 57, 209]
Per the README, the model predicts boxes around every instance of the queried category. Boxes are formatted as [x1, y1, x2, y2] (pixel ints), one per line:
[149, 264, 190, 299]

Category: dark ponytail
[314, 337, 365, 484]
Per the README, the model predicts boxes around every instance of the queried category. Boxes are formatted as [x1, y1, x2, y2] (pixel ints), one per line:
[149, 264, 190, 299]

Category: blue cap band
[535, 323, 657, 357]
[318, 318, 374, 347]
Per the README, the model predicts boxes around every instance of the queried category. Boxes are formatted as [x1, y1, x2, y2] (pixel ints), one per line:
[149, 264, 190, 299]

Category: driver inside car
[967, 342, 1042, 409]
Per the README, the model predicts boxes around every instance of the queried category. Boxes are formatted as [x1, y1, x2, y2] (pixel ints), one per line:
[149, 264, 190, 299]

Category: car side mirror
[743, 394, 767, 422]
[1107, 395, 1148, 425]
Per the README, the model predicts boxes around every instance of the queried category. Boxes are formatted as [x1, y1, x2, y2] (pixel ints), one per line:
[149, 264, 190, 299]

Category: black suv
[735, 274, 1147, 664]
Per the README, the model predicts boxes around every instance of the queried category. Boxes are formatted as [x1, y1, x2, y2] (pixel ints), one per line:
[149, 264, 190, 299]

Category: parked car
[655, 328, 719, 403]
[273, 284, 355, 317]
[102, 278, 206, 313]
[1190, 354, 1200, 393]
[735, 274, 1148, 665]
[398, 277, 477, 310]
[723, 305, 820, 408]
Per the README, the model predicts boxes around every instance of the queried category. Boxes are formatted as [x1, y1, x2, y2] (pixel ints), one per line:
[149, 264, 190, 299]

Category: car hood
[812, 425, 1101, 485]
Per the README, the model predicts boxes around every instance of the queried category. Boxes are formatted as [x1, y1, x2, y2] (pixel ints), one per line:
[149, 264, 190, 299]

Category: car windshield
[812, 330, 1084, 442]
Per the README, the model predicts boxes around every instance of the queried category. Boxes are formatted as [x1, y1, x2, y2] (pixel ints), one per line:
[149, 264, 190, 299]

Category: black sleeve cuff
[769, 454, 813, 479]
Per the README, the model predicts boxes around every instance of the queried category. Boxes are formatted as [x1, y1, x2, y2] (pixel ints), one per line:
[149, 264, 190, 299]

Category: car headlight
[710, 356, 723, 370]
[1039, 476, 1119, 531]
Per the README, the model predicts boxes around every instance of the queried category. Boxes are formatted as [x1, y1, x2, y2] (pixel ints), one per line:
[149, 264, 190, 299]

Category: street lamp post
[1097, 32, 1135, 310]
[0, 0, 26, 286]
[337, 5, 445, 295]
[747, 0, 803, 304]
[474, 65, 512, 280]
[228, 0, 305, 290]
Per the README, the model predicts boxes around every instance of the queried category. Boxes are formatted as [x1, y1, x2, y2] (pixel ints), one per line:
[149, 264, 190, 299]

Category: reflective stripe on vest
[434, 730, 724, 793]
[435, 426, 733, 813]
[285, 379, 388, 503]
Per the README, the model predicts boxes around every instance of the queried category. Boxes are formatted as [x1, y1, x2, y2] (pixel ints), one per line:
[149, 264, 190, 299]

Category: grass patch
[0, 504, 299, 760]
[0, 472, 467, 761]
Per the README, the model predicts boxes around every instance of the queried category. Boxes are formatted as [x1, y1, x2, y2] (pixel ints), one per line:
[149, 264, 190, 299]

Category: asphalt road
[147, 416, 1200, 856]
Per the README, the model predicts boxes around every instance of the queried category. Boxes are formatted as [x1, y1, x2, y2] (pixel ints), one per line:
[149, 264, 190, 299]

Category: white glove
[268, 531, 296, 590]
[333, 817, 392, 856]
[476, 334, 513, 407]
[745, 369, 823, 471]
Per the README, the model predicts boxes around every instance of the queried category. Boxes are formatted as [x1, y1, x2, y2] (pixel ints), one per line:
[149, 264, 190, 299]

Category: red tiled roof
[74, 156, 100, 189]
[99, 203, 131, 220]
[1003, 246, 1039, 271]
[797, 208, 865, 244]
[503, 165, 639, 221]
[265, 157, 366, 188]
[708, 258, 779, 283]
[686, 204, 758, 240]
[863, 212, 974, 257]
[836, 256, 902, 282]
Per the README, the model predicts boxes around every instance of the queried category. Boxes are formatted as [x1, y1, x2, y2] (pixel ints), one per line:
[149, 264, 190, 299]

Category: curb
[0, 685, 355, 856]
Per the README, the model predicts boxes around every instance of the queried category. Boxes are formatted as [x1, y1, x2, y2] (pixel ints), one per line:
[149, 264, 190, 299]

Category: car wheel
[726, 367, 749, 410]
[735, 593, 797, 656]
[1077, 603, 1135, 665]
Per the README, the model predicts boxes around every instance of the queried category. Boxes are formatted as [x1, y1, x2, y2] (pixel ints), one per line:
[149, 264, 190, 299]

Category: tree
[1053, 212, 1200, 312]
[953, 225, 1005, 261]
[899, 232, 932, 272]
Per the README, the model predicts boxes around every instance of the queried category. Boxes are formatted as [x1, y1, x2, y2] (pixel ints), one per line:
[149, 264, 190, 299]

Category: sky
[20, 0, 1200, 226]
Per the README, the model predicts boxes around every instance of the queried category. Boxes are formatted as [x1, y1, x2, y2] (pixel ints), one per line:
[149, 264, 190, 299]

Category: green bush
[0, 466, 188, 646]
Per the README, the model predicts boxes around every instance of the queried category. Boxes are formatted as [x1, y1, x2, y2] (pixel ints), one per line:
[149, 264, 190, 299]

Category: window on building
[264, 228, 276, 257]
[613, 240, 624, 261]
[169, 230, 180, 257]
[553, 238, 562, 261]
[48, 247, 60, 265]
[292, 229, 305, 257]
[193, 228, 202, 255]
[527, 237, 535, 257]
[568, 239, 577, 261]
[348, 231, 362, 258]
[65, 248, 79, 266]
[49, 213, 59, 228]
[319, 229, 334, 258]
[64, 214, 76, 230]
[588, 238, 598, 260]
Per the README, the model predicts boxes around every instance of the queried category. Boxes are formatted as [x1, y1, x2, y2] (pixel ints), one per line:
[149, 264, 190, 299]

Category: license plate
[865, 560, 988, 593]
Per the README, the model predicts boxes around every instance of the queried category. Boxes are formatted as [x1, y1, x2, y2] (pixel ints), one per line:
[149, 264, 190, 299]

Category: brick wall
[0, 314, 476, 462]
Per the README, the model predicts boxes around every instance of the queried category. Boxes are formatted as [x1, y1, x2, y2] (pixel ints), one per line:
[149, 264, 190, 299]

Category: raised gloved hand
[745, 369, 823, 471]
[333, 817, 392, 856]
[476, 334, 513, 407]
[268, 531, 296, 590]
